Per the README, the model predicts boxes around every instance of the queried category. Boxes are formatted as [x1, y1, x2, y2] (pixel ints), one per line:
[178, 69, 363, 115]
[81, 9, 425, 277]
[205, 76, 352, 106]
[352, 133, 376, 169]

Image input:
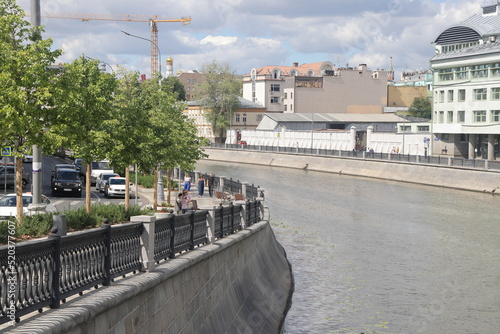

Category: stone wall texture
[5, 221, 293, 334]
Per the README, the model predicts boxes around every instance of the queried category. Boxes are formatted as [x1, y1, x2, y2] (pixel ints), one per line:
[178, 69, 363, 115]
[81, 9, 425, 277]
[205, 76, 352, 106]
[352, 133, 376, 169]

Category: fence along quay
[0, 175, 266, 327]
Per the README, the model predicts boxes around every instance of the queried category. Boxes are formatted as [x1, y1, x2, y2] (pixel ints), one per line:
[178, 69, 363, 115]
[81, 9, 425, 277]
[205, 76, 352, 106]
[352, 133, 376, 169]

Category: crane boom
[31, 12, 192, 75]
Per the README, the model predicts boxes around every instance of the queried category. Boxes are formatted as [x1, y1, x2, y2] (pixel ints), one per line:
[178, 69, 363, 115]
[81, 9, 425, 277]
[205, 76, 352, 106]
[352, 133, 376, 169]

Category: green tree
[0, 0, 62, 223]
[408, 96, 432, 119]
[140, 77, 206, 207]
[51, 56, 117, 213]
[161, 76, 186, 101]
[199, 60, 242, 143]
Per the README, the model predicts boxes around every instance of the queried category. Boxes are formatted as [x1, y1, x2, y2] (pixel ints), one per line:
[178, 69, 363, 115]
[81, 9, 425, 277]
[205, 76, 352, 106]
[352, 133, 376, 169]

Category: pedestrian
[207, 173, 216, 198]
[183, 174, 191, 191]
[198, 174, 205, 197]
[181, 189, 191, 214]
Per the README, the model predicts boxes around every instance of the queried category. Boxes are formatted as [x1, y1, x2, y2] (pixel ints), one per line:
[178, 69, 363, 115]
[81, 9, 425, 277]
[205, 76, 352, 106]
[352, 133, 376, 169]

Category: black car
[51, 168, 83, 197]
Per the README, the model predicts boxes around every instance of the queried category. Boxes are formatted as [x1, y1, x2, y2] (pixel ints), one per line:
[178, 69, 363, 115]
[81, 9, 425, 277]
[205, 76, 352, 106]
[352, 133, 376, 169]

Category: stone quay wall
[5, 221, 293, 334]
[203, 147, 500, 194]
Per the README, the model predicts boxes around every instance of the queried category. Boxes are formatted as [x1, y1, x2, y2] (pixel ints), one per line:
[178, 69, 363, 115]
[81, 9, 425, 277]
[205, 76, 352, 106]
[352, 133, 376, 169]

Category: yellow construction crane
[34, 12, 191, 75]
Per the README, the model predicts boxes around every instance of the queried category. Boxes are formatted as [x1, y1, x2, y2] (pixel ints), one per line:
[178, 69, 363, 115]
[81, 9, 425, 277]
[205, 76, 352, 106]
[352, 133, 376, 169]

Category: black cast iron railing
[0, 199, 262, 325]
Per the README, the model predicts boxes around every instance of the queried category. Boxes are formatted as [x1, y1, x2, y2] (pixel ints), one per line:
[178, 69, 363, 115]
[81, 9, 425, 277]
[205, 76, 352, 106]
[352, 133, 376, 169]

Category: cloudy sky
[17, 0, 482, 79]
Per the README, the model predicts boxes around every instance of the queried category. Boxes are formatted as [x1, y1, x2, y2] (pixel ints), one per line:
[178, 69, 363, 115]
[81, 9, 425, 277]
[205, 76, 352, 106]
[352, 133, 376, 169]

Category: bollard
[52, 215, 67, 236]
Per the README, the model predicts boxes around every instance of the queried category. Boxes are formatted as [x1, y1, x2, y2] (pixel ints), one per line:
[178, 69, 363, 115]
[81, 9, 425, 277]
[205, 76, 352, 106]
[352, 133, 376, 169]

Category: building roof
[264, 113, 406, 123]
[431, 40, 500, 61]
[187, 96, 265, 109]
[248, 61, 335, 77]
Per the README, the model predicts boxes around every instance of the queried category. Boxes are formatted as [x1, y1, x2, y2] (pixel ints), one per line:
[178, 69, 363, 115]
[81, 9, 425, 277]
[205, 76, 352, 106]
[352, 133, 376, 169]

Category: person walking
[183, 174, 191, 191]
[198, 174, 205, 197]
[207, 173, 216, 198]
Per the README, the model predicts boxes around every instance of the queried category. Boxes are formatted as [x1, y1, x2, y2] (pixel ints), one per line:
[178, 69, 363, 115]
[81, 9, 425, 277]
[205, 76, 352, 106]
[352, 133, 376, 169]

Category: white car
[0, 193, 56, 220]
[105, 177, 133, 198]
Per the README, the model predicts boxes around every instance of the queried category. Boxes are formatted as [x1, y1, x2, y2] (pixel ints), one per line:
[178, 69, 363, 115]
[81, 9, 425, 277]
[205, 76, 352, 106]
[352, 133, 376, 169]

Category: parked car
[51, 168, 83, 197]
[236, 141, 247, 145]
[0, 165, 30, 188]
[105, 177, 133, 198]
[96, 172, 120, 192]
[0, 193, 56, 220]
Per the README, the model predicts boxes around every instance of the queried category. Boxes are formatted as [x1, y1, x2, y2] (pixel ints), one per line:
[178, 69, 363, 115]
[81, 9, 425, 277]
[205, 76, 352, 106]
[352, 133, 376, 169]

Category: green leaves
[408, 96, 432, 119]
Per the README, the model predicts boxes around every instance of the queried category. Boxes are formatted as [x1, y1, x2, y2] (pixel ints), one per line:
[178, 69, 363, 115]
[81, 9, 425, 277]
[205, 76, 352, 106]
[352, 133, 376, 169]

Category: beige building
[387, 85, 429, 108]
[185, 97, 268, 143]
[178, 71, 206, 101]
[243, 62, 389, 114]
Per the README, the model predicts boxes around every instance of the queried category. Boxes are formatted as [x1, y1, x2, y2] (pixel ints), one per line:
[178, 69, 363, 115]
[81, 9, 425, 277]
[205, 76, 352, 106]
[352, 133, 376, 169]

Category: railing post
[448, 157, 453, 166]
[230, 202, 234, 233]
[189, 211, 195, 250]
[101, 220, 112, 286]
[415, 155, 419, 163]
[130, 215, 156, 272]
[169, 216, 176, 259]
[48, 228, 61, 309]
[218, 204, 224, 238]
[219, 176, 226, 192]
[485, 159, 489, 170]
[240, 202, 248, 229]
[207, 207, 216, 243]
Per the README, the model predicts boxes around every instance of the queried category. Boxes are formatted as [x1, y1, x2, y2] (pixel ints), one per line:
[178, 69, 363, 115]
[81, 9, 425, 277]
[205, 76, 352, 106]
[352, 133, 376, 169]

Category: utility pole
[31, 0, 42, 205]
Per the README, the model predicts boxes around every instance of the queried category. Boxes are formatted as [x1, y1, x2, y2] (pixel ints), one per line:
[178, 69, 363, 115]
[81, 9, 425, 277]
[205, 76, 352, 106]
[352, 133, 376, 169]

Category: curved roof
[434, 26, 481, 44]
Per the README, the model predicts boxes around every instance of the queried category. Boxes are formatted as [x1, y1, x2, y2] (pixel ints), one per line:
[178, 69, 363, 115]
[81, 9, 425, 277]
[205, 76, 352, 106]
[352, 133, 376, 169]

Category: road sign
[1, 147, 11, 156]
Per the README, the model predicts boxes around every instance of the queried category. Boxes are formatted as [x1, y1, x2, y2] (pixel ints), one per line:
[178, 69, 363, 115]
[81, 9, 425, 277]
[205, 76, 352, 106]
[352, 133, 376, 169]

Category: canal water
[196, 160, 500, 334]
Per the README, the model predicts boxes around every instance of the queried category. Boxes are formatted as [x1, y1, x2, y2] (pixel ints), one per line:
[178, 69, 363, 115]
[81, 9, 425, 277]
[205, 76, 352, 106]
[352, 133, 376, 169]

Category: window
[186, 79, 190, 84]
[447, 111, 453, 123]
[458, 89, 466, 101]
[439, 91, 445, 103]
[491, 63, 500, 77]
[291, 92, 293, 99]
[473, 110, 486, 122]
[417, 125, 430, 131]
[242, 113, 247, 123]
[455, 66, 468, 80]
[473, 88, 487, 100]
[270, 84, 280, 92]
[458, 110, 465, 123]
[284, 92, 287, 99]
[448, 90, 454, 102]
[271, 96, 280, 103]
[439, 111, 444, 123]
[492, 110, 500, 122]
[471, 64, 488, 78]
[192, 79, 196, 84]
[492, 88, 500, 100]
[284, 105, 287, 111]
[438, 69, 453, 81]
[399, 125, 411, 132]
[235, 113, 240, 122]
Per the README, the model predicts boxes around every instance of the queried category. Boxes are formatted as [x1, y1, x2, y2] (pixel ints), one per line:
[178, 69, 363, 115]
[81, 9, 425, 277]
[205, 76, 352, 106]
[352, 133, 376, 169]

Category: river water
[196, 160, 500, 334]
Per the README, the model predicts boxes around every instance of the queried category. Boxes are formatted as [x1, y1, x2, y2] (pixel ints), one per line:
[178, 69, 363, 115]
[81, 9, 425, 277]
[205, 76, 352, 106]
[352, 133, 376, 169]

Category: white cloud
[200, 35, 238, 46]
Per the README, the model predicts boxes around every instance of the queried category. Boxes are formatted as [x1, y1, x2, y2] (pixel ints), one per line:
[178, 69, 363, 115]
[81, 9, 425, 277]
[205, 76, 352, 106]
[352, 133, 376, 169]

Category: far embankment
[203, 147, 500, 194]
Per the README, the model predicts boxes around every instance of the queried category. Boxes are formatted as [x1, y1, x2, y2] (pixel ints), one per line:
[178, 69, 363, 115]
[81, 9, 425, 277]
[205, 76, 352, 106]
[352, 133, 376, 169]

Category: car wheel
[52, 190, 57, 197]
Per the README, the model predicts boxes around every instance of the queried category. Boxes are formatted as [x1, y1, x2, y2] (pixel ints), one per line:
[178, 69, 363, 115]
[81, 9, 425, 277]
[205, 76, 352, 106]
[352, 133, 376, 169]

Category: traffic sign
[1, 147, 11, 156]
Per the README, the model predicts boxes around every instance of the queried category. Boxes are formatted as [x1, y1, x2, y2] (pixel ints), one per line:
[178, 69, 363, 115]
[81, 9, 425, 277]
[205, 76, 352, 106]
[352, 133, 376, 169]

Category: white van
[90, 160, 114, 185]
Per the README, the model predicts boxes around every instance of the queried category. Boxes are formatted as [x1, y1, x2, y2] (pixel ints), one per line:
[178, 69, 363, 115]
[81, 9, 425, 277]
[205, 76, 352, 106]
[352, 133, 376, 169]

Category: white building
[430, 0, 500, 159]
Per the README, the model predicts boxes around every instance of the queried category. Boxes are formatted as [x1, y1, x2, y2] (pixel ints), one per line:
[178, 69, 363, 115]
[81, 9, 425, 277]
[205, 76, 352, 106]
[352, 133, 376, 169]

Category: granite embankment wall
[6, 221, 293, 334]
[203, 148, 500, 194]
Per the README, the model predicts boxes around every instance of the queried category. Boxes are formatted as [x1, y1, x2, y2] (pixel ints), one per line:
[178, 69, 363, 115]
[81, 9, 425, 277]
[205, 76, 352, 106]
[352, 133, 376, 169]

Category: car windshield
[56, 171, 79, 180]
[91, 162, 111, 170]
[0, 196, 32, 207]
[109, 178, 126, 185]
[102, 174, 118, 181]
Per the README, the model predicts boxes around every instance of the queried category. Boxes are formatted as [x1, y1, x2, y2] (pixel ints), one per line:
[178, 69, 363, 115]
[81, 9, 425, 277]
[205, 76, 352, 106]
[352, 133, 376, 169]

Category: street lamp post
[121, 30, 162, 77]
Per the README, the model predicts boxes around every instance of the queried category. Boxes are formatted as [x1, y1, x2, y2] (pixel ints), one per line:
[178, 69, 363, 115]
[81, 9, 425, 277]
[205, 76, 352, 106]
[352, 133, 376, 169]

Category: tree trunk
[16, 158, 23, 225]
[86, 164, 91, 213]
[166, 169, 171, 205]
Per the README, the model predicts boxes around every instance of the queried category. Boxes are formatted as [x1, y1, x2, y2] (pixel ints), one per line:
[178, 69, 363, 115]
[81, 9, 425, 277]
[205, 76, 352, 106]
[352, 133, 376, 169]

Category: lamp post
[85, 56, 114, 74]
[121, 30, 162, 77]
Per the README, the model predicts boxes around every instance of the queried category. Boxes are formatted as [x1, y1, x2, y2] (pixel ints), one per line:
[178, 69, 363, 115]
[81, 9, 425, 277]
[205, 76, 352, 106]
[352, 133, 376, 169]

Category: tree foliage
[0, 0, 62, 223]
[409, 96, 432, 119]
[161, 76, 186, 101]
[199, 61, 242, 143]
[51, 56, 117, 213]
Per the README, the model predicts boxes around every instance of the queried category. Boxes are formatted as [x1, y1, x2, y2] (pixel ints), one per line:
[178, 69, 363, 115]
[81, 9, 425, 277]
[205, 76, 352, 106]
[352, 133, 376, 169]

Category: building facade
[430, 0, 500, 159]
[178, 71, 206, 101]
[243, 62, 388, 114]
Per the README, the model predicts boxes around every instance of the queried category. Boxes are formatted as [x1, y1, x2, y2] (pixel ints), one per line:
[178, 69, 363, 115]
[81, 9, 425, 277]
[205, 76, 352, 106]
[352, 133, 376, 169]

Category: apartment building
[430, 0, 500, 159]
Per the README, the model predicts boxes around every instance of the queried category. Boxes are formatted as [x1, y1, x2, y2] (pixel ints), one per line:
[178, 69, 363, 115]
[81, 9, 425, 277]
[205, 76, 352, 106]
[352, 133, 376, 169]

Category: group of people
[177, 173, 217, 214]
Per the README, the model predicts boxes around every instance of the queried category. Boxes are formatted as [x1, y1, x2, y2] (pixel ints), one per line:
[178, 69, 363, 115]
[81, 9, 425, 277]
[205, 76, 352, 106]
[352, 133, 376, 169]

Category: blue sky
[17, 0, 482, 79]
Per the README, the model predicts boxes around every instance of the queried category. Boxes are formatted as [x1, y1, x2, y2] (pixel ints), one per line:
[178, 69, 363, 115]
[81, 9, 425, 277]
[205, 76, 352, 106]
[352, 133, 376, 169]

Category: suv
[0, 165, 30, 189]
[51, 168, 83, 197]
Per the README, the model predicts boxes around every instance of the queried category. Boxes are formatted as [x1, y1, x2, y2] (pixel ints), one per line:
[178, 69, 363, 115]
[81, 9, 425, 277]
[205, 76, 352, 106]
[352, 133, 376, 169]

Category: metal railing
[0, 200, 263, 325]
[215, 143, 500, 171]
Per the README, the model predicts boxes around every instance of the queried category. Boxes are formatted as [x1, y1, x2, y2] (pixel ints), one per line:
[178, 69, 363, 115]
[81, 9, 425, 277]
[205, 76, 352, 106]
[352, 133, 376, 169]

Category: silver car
[96, 172, 119, 192]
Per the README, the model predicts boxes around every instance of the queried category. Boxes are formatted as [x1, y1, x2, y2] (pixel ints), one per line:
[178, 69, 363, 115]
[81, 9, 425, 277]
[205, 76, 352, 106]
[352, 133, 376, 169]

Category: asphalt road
[0, 155, 150, 212]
